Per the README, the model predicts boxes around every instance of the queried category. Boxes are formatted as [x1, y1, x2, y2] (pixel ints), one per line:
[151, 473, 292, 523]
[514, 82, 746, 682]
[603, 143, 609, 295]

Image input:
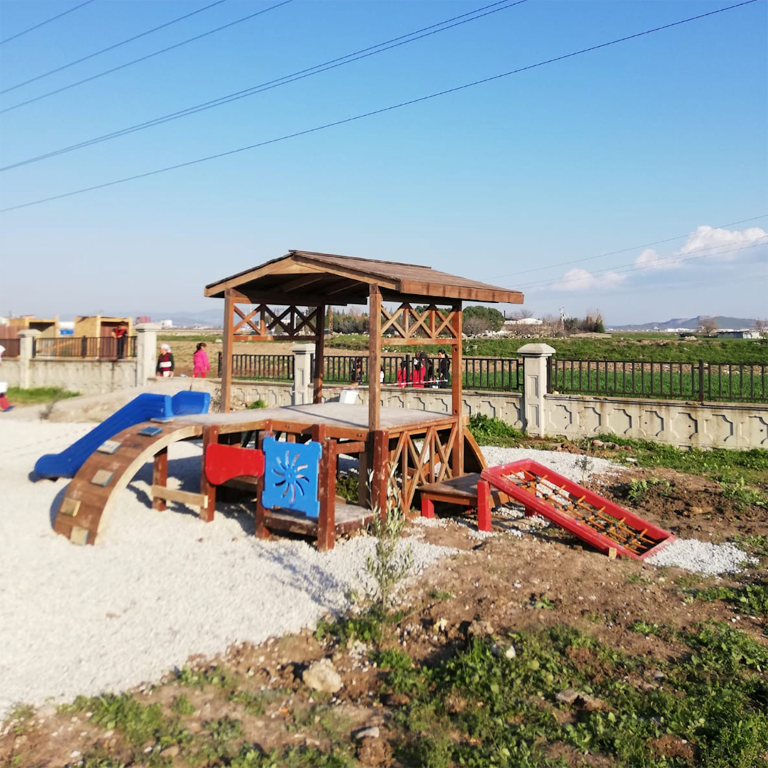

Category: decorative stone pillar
[134, 323, 160, 387]
[517, 343, 556, 437]
[17, 329, 41, 389]
[292, 343, 316, 405]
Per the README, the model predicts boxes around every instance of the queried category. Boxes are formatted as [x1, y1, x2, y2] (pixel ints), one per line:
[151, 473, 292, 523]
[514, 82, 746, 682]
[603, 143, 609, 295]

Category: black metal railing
[34, 336, 137, 359]
[0, 337, 21, 358]
[218, 352, 294, 381]
[548, 358, 768, 403]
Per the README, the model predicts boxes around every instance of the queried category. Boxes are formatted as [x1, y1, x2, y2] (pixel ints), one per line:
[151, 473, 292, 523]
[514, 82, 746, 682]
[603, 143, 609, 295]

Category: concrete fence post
[17, 329, 41, 389]
[134, 323, 160, 387]
[292, 343, 315, 405]
[517, 343, 556, 437]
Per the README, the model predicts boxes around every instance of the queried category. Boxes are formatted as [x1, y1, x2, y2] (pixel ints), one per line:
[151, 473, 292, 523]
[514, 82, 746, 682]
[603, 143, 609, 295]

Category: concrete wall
[544, 393, 767, 450]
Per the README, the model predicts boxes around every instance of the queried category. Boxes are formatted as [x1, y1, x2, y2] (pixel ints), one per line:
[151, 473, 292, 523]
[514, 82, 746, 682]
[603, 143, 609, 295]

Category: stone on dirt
[302, 658, 343, 694]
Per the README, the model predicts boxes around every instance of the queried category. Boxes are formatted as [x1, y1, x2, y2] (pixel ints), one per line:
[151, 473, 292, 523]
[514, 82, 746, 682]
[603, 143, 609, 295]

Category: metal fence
[218, 352, 294, 381]
[0, 338, 21, 358]
[548, 358, 768, 404]
[34, 336, 137, 359]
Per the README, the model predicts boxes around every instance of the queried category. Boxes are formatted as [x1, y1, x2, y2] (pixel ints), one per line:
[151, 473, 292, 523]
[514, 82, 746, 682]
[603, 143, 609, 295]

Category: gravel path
[0, 422, 453, 721]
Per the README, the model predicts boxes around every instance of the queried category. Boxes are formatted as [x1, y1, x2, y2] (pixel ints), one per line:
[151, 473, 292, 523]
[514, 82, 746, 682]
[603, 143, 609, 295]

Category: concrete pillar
[518, 343, 556, 437]
[292, 343, 315, 405]
[17, 329, 41, 389]
[135, 323, 160, 387]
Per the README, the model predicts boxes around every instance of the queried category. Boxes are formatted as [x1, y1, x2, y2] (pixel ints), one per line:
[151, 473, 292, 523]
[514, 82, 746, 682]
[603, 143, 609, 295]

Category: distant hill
[610, 315, 757, 331]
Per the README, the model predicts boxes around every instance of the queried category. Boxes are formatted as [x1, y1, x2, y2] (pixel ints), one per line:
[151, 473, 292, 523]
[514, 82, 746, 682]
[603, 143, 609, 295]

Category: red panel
[481, 459, 675, 560]
[205, 444, 265, 486]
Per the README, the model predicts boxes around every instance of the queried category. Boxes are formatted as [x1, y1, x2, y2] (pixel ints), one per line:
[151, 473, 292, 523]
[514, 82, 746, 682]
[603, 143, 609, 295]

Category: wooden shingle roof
[205, 250, 523, 305]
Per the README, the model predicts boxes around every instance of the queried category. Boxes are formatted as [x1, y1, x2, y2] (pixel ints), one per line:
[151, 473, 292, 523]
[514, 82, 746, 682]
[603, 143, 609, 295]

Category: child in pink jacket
[193, 342, 210, 378]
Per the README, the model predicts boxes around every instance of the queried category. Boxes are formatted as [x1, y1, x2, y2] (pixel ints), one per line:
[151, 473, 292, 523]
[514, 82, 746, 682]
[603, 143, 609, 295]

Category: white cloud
[634, 224, 767, 272]
[552, 268, 627, 292]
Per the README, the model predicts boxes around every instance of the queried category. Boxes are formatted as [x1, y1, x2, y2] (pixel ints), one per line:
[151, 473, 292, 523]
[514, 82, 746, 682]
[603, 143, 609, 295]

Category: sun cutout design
[262, 436, 322, 519]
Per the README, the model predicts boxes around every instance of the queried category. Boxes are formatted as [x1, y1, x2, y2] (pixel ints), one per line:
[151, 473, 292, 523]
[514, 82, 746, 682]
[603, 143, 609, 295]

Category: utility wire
[0, 0, 757, 215]
[1, 0, 527, 171]
[488, 214, 768, 279]
[1, 0, 228, 94]
[521, 238, 768, 292]
[0, 1, 293, 114]
[0, 0, 96, 46]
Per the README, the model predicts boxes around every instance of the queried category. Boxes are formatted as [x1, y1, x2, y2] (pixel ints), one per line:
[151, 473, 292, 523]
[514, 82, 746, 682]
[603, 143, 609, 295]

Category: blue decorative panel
[262, 437, 322, 519]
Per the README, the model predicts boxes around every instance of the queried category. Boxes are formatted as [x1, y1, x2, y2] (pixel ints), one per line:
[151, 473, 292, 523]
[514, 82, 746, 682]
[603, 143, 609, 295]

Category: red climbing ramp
[481, 459, 675, 560]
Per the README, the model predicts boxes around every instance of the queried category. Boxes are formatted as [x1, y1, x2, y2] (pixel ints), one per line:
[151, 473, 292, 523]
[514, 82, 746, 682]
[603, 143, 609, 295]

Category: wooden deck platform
[175, 403, 453, 438]
[260, 502, 374, 538]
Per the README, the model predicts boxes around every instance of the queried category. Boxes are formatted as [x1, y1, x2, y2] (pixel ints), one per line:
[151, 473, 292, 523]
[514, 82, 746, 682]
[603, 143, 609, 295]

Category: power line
[0, 1, 293, 114]
[522, 238, 768, 291]
[0, 1, 96, 46]
[0, 0, 757, 215]
[1, 0, 528, 171]
[1, 0, 228, 94]
[488, 214, 768, 279]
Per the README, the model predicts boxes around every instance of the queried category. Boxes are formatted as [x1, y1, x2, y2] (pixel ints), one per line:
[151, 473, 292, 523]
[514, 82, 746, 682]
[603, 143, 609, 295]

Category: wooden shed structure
[204, 250, 523, 528]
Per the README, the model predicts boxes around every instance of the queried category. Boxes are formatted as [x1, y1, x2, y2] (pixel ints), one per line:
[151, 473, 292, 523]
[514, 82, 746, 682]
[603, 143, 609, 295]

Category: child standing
[193, 342, 210, 378]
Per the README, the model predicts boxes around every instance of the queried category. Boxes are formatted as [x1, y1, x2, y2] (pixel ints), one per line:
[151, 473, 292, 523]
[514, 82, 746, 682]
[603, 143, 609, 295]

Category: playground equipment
[35, 391, 210, 479]
[481, 459, 675, 559]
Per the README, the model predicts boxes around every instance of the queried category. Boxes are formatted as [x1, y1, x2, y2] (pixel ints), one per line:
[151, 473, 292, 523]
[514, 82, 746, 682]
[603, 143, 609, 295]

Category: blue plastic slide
[34, 391, 210, 479]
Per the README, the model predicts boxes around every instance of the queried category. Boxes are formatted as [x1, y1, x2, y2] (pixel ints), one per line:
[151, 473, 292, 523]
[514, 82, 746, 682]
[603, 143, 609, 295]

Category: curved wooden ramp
[54, 421, 203, 545]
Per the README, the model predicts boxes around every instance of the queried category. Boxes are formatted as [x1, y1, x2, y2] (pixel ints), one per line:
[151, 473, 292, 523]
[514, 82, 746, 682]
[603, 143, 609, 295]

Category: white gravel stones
[479, 447, 620, 482]
[646, 538, 756, 575]
[0, 421, 455, 721]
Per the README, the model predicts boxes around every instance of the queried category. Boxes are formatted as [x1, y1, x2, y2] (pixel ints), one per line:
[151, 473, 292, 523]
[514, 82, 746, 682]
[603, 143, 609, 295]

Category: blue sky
[0, 0, 765, 324]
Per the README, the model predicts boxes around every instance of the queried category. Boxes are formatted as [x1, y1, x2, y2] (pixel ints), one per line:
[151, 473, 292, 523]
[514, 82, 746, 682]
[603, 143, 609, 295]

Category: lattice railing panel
[232, 304, 321, 339]
[380, 304, 459, 341]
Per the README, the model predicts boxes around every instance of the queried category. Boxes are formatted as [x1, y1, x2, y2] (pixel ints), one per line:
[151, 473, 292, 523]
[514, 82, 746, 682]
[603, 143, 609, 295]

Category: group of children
[349, 349, 450, 389]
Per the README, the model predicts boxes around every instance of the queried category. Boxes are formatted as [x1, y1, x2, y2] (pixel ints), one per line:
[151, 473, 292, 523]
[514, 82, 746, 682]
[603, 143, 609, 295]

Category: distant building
[159, 319, 174, 329]
[716, 330, 761, 339]
[504, 317, 542, 326]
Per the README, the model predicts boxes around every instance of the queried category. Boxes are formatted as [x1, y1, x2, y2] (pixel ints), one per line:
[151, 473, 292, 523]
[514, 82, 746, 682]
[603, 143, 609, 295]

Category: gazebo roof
[205, 250, 523, 305]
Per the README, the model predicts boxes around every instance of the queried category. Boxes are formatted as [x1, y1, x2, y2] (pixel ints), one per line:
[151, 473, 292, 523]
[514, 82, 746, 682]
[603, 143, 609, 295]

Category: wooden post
[477, 479, 491, 532]
[313, 423, 335, 551]
[368, 284, 382, 433]
[254, 423, 273, 540]
[451, 302, 464, 476]
[313, 305, 326, 404]
[220, 289, 236, 413]
[371, 429, 389, 521]
[358, 446, 369, 508]
[152, 447, 168, 511]
[199, 425, 219, 523]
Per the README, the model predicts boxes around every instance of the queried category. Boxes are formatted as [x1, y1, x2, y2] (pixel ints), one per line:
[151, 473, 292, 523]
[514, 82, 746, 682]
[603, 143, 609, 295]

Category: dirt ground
[3, 449, 766, 767]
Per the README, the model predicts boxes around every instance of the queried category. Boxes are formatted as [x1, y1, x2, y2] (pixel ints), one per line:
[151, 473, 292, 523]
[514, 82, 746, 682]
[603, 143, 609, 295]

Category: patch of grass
[247, 398, 267, 409]
[735, 534, 768, 561]
[6, 703, 35, 735]
[6, 386, 79, 405]
[694, 583, 768, 617]
[594, 433, 768, 485]
[315, 607, 386, 645]
[171, 694, 196, 715]
[371, 648, 413, 671]
[720, 477, 768, 509]
[63, 693, 185, 748]
[386, 623, 768, 767]
[428, 588, 454, 601]
[176, 664, 237, 690]
[467, 414, 524, 447]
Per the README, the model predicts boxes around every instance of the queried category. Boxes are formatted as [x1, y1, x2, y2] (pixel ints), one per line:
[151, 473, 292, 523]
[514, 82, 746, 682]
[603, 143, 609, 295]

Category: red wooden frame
[481, 459, 675, 560]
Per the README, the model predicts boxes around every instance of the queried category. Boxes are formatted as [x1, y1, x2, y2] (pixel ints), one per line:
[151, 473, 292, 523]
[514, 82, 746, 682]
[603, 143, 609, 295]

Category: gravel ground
[0, 421, 748, 721]
[0, 421, 454, 721]
[646, 538, 755, 575]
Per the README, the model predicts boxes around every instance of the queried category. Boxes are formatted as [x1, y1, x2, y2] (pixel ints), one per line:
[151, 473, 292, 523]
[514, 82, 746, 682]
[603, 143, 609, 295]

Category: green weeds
[6, 386, 79, 405]
[467, 414, 524, 447]
[694, 583, 768, 617]
[626, 477, 672, 503]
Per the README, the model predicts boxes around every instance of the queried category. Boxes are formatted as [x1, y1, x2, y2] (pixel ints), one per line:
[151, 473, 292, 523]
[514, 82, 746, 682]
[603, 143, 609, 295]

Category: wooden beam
[151, 486, 209, 509]
[200, 425, 219, 522]
[152, 447, 168, 511]
[314, 305, 326, 404]
[451, 303, 464, 476]
[382, 337, 460, 347]
[221, 290, 236, 413]
[368, 284, 382, 433]
[280, 274, 326, 293]
[254, 424, 273, 540]
[325, 278, 359, 295]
